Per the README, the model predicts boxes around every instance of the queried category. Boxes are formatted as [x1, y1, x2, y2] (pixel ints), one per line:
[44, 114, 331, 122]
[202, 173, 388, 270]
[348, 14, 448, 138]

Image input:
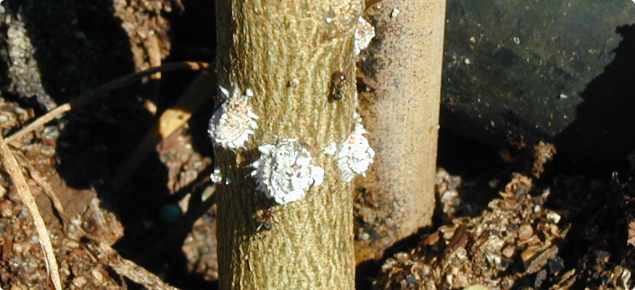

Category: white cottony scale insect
[251, 139, 325, 205]
[337, 118, 375, 182]
[354, 16, 375, 55]
[208, 85, 259, 150]
[323, 142, 338, 155]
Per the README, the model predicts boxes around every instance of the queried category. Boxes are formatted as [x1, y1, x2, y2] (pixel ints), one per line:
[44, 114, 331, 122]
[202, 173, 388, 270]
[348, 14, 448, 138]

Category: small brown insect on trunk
[330, 71, 347, 101]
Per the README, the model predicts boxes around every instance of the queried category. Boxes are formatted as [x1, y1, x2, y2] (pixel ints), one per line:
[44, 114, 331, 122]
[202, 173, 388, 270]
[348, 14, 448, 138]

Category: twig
[5, 61, 211, 144]
[69, 198, 178, 289]
[60, 198, 179, 290]
[89, 240, 180, 290]
[0, 134, 63, 290]
[67, 217, 180, 289]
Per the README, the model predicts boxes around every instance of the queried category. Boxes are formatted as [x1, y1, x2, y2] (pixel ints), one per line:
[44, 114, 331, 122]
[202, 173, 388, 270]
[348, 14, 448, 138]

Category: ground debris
[436, 168, 463, 218]
[530, 142, 556, 178]
[374, 173, 568, 290]
[0, 96, 183, 289]
[628, 221, 635, 248]
[0, 0, 217, 288]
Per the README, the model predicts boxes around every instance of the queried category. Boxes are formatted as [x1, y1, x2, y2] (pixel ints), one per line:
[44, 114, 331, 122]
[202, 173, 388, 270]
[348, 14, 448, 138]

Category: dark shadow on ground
[121, 0, 218, 288]
[552, 24, 635, 175]
[17, 1, 217, 289]
[441, 1, 635, 177]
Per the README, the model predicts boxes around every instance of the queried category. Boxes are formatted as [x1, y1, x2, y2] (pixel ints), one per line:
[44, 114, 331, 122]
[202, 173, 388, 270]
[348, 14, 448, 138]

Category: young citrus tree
[213, 0, 367, 289]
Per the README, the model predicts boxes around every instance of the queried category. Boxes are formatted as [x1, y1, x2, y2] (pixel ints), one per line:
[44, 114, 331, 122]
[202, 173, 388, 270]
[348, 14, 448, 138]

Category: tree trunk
[214, 1, 363, 289]
[354, 0, 446, 262]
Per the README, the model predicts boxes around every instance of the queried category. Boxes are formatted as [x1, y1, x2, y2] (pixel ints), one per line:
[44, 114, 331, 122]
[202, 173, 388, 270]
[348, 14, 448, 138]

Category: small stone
[518, 223, 533, 240]
[534, 269, 547, 288]
[0, 200, 12, 217]
[521, 247, 537, 263]
[546, 212, 561, 223]
[13, 107, 26, 116]
[463, 285, 489, 290]
[42, 126, 60, 140]
[92, 268, 104, 282]
[65, 240, 80, 248]
[72, 276, 87, 287]
[502, 245, 515, 258]
[549, 257, 565, 274]
[12, 242, 32, 254]
[39, 145, 56, 157]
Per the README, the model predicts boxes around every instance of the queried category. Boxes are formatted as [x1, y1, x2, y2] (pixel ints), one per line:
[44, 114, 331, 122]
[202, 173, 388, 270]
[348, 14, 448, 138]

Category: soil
[372, 134, 635, 290]
[2, 1, 635, 290]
